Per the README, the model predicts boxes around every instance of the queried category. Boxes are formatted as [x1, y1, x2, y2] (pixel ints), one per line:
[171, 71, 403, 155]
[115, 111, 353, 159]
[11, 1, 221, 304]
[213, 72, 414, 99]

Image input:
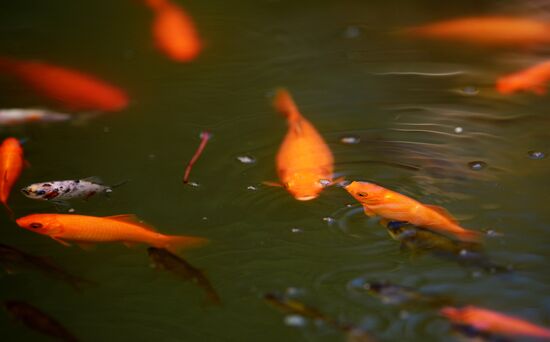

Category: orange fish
[403, 16, 550, 47]
[0, 56, 128, 112]
[145, 0, 201, 62]
[344, 181, 481, 242]
[0, 137, 24, 216]
[272, 88, 335, 201]
[496, 60, 550, 95]
[441, 306, 550, 340]
[16, 214, 208, 253]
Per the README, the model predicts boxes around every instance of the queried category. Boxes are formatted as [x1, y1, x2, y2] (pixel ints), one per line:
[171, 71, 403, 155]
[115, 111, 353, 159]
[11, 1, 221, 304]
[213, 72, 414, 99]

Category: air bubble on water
[340, 135, 361, 144]
[188, 182, 200, 187]
[105, 189, 113, 193]
[528, 151, 545, 160]
[68, 208, 75, 213]
[468, 161, 487, 171]
[454, 127, 463, 134]
[322, 217, 336, 225]
[344, 26, 361, 39]
[291, 227, 303, 233]
[461, 86, 479, 96]
[346, 203, 354, 208]
[236, 155, 256, 164]
[285, 315, 306, 327]
[247, 185, 258, 191]
[202, 217, 208, 220]
[486, 229, 500, 238]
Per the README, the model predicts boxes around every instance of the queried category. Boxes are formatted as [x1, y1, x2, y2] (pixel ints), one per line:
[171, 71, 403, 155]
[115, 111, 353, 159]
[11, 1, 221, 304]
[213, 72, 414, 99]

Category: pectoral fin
[425, 205, 458, 224]
[52, 237, 72, 247]
[363, 206, 376, 217]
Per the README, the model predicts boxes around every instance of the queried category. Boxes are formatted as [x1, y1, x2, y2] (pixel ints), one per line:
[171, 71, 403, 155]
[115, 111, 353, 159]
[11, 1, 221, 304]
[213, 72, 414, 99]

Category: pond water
[1, 0, 550, 341]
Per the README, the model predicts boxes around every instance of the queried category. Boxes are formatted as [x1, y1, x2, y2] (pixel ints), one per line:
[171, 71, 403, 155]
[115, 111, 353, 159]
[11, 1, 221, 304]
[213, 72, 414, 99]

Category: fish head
[16, 214, 63, 236]
[344, 181, 387, 206]
[20, 183, 53, 200]
[1, 137, 23, 154]
[284, 172, 325, 201]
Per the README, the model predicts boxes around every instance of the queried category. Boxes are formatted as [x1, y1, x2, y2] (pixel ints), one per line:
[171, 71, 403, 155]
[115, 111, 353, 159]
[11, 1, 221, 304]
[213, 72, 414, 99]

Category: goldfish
[402, 16, 550, 47]
[441, 306, 550, 340]
[0, 56, 128, 112]
[496, 60, 550, 95]
[4, 300, 78, 342]
[144, 0, 201, 62]
[344, 181, 481, 242]
[271, 88, 336, 201]
[148, 247, 221, 305]
[0, 137, 24, 215]
[0, 109, 71, 125]
[0, 243, 93, 290]
[16, 213, 208, 252]
[21, 177, 126, 204]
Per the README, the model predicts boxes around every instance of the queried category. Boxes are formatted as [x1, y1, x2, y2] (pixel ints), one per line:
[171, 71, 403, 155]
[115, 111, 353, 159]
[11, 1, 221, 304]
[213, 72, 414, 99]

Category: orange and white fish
[402, 16, 550, 47]
[16, 214, 208, 253]
[272, 88, 336, 201]
[144, 0, 201, 62]
[0, 137, 24, 215]
[496, 60, 550, 95]
[344, 181, 481, 242]
[441, 306, 550, 340]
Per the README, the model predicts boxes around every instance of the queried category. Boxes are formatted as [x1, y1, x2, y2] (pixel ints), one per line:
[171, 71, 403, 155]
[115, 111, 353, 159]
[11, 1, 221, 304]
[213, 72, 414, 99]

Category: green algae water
[1, 0, 550, 341]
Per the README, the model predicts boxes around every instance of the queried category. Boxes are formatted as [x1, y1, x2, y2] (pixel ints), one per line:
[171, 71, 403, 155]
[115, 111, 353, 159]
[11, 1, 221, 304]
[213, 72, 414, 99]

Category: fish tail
[273, 88, 301, 123]
[456, 229, 483, 243]
[160, 235, 209, 253]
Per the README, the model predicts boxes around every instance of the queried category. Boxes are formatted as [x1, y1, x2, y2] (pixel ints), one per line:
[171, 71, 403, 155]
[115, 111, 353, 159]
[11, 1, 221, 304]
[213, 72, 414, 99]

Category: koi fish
[0, 243, 93, 290]
[0, 137, 24, 216]
[0, 109, 71, 125]
[272, 88, 336, 201]
[402, 16, 550, 47]
[0, 56, 128, 112]
[496, 60, 550, 95]
[344, 181, 481, 242]
[361, 280, 452, 307]
[16, 213, 208, 252]
[148, 247, 221, 305]
[21, 177, 126, 203]
[441, 306, 550, 340]
[144, 0, 201, 62]
[4, 300, 78, 342]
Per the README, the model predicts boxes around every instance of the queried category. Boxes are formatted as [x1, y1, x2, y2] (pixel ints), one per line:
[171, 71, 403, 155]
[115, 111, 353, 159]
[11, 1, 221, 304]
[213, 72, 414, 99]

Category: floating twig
[183, 131, 212, 184]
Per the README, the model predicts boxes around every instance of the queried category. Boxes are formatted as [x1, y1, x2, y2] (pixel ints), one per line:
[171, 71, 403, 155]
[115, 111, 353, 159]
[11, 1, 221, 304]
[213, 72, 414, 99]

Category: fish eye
[36, 190, 46, 196]
[357, 192, 368, 197]
[29, 223, 43, 229]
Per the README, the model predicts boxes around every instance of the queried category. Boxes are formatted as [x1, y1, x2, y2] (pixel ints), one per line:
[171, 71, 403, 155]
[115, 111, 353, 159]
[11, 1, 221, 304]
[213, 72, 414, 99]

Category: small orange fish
[144, 0, 201, 62]
[403, 16, 550, 47]
[441, 306, 550, 340]
[496, 60, 550, 95]
[344, 181, 481, 242]
[0, 138, 24, 215]
[272, 88, 335, 201]
[16, 214, 208, 253]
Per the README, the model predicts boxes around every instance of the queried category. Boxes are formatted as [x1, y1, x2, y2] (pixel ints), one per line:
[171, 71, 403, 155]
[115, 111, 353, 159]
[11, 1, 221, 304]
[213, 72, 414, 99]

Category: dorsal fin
[425, 205, 458, 224]
[105, 214, 157, 232]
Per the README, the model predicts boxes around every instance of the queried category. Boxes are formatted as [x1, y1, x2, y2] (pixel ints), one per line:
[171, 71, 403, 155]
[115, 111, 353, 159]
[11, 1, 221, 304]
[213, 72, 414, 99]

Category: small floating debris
[467, 161, 487, 171]
[285, 314, 307, 327]
[236, 155, 256, 164]
[460, 86, 479, 96]
[291, 227, 303, 233]
[188, 181, 200, 187]
[247, 185, 258, 191]
[183, 131, 212, 184]
[527, 151, 545, 160]
[340, 135, 361, 144]
[454, 126, 463, 134]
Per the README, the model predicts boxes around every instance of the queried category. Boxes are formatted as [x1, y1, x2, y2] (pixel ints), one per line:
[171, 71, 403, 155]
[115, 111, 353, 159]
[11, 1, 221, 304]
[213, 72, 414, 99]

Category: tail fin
[162, 235, 209, 253]
[273, 88, 301, 122]
[455, 229, 483, 243]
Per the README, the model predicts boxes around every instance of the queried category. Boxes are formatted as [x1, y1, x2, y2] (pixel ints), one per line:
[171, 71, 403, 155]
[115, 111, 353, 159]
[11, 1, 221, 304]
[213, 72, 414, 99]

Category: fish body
[274, 88, 334, 201]
[496, 60, 550, 95]
[441, 306, 550, 340]
[0, 56, 128, 112]
[0, 243, 92, 290]
[145, 0, 201, 62]
[21, 177, 118, 202]
[16, 214, 208, 252]
[403, 16, 550, 47]
[364, 281, 451, 307]
[0, 137, 24, 214]
[148, 247, 221, 304]
[344, 181, 481, 242]
[4, 300, 78, 342]
[0, 109, 71, 125]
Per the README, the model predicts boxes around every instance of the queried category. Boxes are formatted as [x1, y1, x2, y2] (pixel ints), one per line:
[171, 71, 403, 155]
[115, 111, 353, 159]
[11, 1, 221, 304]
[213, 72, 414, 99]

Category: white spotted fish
[21, 177, 126, 203]
[0, 109, 71, 125]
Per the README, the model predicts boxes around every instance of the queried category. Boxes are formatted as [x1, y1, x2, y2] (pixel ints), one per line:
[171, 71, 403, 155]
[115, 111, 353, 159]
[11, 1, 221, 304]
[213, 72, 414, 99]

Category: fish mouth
[295, 195, 317, 201]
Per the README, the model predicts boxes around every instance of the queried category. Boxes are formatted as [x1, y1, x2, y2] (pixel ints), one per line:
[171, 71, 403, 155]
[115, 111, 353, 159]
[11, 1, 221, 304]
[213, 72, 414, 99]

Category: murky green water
[1, 0, 550, 341]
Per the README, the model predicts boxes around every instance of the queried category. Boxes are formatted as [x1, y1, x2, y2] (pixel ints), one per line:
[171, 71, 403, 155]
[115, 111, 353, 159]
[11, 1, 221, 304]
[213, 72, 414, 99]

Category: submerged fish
[0, 243, 92, 290]
[144, 0, 201, 62]
[496, 60, 550, 95]
[344, 181, 481, 242]
[402, 16, 550, 47]
[0, 109, 71, 125]
[441, 306, 550, 340]
[0, 137, 24, 216]
[4, 300, 78, 342]
[0, 56, 128, 112]
[361, 280, 452, 307]
[148, 247, 221, 305]
[21, 177, 125, 203]
[271, 88, 337, 201]
[16, 213, 208, 252]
